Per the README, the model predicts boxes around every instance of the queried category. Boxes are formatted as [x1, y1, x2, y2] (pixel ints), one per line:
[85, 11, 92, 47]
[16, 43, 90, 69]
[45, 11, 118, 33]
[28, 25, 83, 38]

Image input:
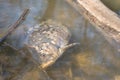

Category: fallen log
[66, 0, 120, 52]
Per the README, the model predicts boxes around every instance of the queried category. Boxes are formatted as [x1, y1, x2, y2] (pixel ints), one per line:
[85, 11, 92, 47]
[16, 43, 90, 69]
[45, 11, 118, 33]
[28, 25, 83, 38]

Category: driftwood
[0, 9, 29, 43]
[66, 0, 120, 52]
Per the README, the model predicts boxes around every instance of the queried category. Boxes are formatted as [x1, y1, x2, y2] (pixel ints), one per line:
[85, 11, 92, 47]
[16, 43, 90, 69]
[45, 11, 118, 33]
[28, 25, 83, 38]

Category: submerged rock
[26, 20, 71, 68]
[0, 20, 76, 79]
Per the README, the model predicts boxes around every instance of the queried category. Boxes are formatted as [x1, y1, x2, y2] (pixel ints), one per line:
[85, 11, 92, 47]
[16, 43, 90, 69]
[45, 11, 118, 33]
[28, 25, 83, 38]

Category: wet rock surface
[27, 20, 71, 68]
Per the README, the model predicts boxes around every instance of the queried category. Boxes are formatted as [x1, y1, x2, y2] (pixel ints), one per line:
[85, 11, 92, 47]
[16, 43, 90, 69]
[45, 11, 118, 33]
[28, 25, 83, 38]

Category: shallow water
[101, 0, 120, 11]
[0, 0, 120, 80]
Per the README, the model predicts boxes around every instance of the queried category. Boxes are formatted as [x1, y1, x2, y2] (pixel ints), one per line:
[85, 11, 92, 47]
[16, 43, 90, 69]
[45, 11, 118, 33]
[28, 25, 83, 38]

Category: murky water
[101, 0, 120, 11]
[0, 0, 120, 80]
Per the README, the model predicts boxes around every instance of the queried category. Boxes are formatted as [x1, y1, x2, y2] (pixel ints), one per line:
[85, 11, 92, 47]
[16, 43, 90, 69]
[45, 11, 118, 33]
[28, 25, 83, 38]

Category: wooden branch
[0, 9, 29, 44]
[66, 0, 120, 51]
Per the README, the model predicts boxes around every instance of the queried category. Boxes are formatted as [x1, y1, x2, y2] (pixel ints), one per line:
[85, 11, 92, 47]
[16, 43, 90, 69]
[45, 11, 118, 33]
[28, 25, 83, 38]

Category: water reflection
[0, 0, 120, 80]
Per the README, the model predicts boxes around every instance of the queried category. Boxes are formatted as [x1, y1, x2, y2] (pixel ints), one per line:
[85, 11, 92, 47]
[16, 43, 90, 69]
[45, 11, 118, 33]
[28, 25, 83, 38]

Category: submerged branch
[0, 9, 29, 44]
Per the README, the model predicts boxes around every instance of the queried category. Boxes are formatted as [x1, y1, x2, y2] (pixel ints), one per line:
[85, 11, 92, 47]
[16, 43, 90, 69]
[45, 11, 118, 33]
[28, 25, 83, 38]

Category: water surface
[0, 0, 120, 80]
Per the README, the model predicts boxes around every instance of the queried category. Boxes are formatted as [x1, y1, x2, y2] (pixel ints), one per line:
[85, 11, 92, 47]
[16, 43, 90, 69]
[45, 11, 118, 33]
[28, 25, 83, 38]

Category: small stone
[28, 20, 71, 68]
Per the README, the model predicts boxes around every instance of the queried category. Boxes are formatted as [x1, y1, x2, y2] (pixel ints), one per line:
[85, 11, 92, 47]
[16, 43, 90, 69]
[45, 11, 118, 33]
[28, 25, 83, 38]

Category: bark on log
[66, 0, 120, 52]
